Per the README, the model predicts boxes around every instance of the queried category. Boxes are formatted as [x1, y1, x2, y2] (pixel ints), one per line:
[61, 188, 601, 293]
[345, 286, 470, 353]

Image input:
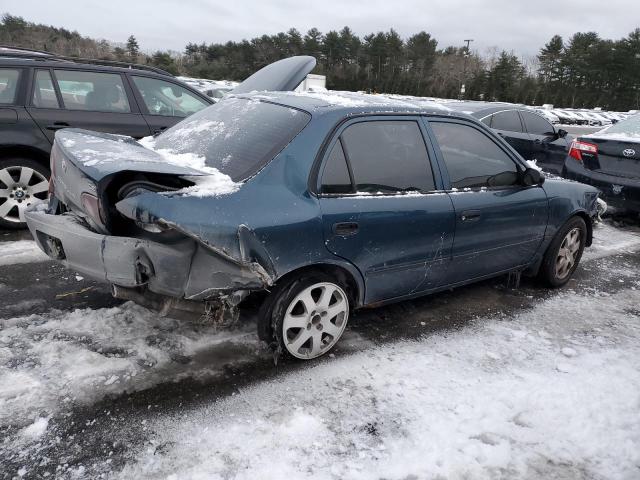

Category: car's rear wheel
[260, 273, 350, 360]
[0, 158, 50, 229]
[539, 216, 587, 287]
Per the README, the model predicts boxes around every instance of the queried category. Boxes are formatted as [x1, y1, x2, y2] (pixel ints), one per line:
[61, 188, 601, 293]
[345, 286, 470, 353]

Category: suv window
[339, 121, 435, 193]
[153, 97, 310, 182]
[132, 76, 208, 117]
[32, 70, 60, 109]
[490, 110, 522, 132]
[522, 111, 554, 136]
[54, 70, 130, 113]
[0, 69, 20, 105]
[431, 122, 519, 189]
[321, 140, 352, 194]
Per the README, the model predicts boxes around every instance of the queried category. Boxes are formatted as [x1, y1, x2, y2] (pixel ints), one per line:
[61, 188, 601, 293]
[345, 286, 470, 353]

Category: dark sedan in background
[445, 102, 572, 174]
[564, 114, 640, 212]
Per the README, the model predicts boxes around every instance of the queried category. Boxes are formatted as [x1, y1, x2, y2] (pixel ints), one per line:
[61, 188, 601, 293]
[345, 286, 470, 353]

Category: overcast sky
[3, 0, 639, 57]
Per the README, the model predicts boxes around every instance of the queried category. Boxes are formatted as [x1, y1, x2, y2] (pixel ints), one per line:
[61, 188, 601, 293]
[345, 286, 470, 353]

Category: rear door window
[522, 111, 554, 136]
[132, 76, 209, 117]
[0, 68, 20, 105]
[339, 120, 435, 193]
[53, 70, 131, 113]
[431, 121, 519, 189]
[490, 110, 523, 132]
[32, 70, 60, 109]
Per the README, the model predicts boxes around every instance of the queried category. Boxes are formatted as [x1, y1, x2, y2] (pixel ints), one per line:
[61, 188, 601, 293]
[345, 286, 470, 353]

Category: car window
[481, 116, 492, 126]
[490, 110, 522, 132]
[153, 97, 310, 182]
[0, 68, 20, 105]
[339, 121, 435, 193]
[32, 70, 60, 109]
[132, 76, 209, 117]
[431, 122, 519, 189]
[522, 111, 554, 136]
[54, 70, 130, 113]
[321, 140, 353, 194]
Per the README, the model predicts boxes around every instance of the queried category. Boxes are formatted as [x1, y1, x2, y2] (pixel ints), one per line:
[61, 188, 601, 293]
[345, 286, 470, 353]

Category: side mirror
[521, 167, 545, 187]
[557, 128, 568, 138]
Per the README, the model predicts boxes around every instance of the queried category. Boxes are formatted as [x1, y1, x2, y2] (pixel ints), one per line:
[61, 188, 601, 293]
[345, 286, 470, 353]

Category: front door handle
[333, 222, 359, 236]
[460, 210, 481, 222]
[46, 122, 71, 131]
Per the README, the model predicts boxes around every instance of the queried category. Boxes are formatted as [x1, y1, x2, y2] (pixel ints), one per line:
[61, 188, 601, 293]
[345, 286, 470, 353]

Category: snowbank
[0, 240, 48, 266]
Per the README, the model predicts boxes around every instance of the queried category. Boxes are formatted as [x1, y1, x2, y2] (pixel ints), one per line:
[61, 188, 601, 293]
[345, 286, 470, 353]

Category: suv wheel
[260, 273, 350, 360]
[0, 158, 50, 229]
[539, 216, 587, 287]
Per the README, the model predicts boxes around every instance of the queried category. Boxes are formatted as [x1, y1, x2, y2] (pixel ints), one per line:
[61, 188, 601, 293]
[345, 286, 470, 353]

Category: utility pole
[460, 39, 474, 99]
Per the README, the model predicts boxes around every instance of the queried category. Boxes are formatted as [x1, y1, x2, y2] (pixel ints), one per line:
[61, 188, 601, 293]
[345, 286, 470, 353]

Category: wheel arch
[0, 145, 51, 172]
[274, 261, 365, 308]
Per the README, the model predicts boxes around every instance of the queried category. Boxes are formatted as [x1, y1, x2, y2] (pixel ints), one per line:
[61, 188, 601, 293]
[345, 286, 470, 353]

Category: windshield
[153, 97, 311, 181]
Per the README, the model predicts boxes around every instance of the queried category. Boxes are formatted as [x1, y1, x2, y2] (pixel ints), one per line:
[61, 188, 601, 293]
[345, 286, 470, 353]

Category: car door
[485, 110, 534, 160]
[317, 117, 456, 304]
[26, 68, 151, 143]
[427, 119, 548, 284]
[520, 110, 570, 174]
[128, 75, 212, 135]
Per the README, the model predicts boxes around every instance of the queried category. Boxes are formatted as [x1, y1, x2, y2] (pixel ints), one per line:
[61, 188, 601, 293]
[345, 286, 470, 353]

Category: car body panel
[563, 128, 640, 211]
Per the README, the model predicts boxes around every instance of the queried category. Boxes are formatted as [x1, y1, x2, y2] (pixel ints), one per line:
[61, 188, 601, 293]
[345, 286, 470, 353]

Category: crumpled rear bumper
[25, 210, 271, 301]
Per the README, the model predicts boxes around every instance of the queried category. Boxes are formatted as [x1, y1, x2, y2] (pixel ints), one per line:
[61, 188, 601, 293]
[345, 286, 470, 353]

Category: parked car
[533, 108, 560, 124]
[0, 47, 213, 228]
[443, 102, 572, 174]
[25, 56, 600, 361]
[577, 111, 612, 127]
[563, 114, 640, 212]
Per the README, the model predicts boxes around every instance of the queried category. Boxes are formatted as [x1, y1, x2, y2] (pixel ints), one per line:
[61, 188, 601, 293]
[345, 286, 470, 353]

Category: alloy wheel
[555, 227, 582, 280]
[282, 282, 349, 359]
[0, 166, 49, 224]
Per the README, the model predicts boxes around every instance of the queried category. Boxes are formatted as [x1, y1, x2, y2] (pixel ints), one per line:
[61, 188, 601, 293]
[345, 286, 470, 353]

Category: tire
[259, 272, 350, 361]
[539, 216, 587, 288]
[0, 158, 50, 230]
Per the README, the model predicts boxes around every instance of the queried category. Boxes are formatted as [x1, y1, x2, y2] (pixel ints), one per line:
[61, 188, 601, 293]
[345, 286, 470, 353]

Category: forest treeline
[1, 13, 639, 110]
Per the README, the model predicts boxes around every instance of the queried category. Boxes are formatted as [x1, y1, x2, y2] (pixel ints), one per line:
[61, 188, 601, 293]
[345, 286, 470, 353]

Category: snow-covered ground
[0, 220, 639, 479]
[0, 239, 47, 266]
[122, 287, 640, 480]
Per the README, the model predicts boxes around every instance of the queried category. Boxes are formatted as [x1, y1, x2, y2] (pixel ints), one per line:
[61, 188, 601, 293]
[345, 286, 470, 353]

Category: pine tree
[126, 35, 139, 58]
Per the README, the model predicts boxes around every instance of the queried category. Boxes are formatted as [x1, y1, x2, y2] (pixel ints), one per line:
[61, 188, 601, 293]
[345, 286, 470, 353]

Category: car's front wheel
[0, 158, 50, 229]
[260, 273, 350, 360]
[539, 216, 587, 287]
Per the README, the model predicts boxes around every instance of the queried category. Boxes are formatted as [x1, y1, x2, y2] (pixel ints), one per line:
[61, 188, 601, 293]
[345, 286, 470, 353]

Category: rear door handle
[460, 210, 481, 222]
[46, 122, 71, 131]
[152, 126, 168, 135]
[333, 222, 359, 236]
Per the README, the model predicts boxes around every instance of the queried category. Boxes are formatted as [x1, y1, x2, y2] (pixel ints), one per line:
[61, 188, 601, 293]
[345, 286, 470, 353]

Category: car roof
[440, 101, 530, 118]
[236, 90, 463, 118]
[0, 56, 173, 78]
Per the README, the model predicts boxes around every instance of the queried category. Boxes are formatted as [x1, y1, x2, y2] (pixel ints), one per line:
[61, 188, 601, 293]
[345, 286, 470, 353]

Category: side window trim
[317, 115, 443, 197]
[423, 116, 525, 192]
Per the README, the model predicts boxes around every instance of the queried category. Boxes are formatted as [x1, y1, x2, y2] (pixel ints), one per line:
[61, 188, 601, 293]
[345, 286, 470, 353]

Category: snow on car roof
[239, 90, 454, 116]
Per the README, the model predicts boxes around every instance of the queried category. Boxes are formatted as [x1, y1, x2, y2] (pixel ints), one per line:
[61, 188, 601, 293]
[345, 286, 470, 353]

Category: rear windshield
[153, 97, 311, 181]
[602, 114, 640, 136]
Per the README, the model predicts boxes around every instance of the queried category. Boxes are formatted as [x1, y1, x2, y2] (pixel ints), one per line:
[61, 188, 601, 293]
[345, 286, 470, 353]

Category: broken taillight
[81, 192, 106, 227]
[568, 140, 598, 162]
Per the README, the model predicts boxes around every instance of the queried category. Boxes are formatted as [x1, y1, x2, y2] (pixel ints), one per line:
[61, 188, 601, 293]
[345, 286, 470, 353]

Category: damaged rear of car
[26, 95, 312, 321]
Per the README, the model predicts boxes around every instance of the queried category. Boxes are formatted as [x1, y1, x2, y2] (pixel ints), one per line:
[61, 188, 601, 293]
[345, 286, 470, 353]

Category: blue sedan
[25, 57, 600, 361]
